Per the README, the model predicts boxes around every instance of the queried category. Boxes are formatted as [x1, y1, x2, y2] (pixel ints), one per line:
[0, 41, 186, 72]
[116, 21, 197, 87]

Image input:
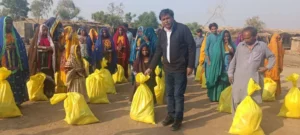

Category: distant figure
[113, 26, 130, 79]
[228, 27, 275, 115]
[194, 29, 204, 75]
[123, 23, 133, 46]
[145, 9, 196, 131]
[95, 28, 117, 74]
[130, 26, 145, 64]
[265, 33, 284, 97]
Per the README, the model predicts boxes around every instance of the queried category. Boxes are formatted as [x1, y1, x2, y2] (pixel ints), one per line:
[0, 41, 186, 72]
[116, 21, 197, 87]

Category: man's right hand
[144, 68, 152, 75]
[229, 76, 234, 84]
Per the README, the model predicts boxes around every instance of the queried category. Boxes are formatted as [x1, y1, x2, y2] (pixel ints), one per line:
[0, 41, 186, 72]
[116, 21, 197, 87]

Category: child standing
[130, 44, 157, 104]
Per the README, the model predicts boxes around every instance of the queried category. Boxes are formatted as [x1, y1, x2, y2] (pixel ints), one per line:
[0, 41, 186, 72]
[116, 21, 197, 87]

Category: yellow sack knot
[130, 73, 155, 124]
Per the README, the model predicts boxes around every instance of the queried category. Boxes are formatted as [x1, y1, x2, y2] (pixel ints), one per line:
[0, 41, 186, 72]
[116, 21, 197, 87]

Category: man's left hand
[187, 68, 193, 76]
[258, 67, 268, 73]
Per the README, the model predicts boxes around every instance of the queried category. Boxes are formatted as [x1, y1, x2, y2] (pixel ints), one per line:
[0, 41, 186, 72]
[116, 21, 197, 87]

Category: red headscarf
[113, 26, 130, 60]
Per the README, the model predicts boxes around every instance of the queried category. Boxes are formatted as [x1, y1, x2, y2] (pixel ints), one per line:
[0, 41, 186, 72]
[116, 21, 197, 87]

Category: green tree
[133, 11, 159, 28]
[30, 0, 53, 22]
[92, 11, 123, 28]
[124, 12, 136, 23]
[186, 22, 203, 35]
[245, 16, 266, 32]
[92, 2, 124, 28]
[0, 0, 30, 20]
[54, 0, 80, 20]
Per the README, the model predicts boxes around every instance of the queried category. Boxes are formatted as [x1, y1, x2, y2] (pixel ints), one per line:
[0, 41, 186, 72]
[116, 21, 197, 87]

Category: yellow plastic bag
[27, 73, 48, 101]
[154, 66, 165, 105]
[229, 78, 264, 135]
[195, 65, 201, 81]
[262, 78, 277, 101]
[86, 70, 109, 104]
[217, 86, 232, 113]
[54, 71, 67, 93]
[201, 71, 207, 89]
[113, 64, 128, 83]
[83, 59, 90, 75]
[51, 92, 99, 125]
[0, 67, 22, 118]
[278, 73, 300, 118]
[130, 73, 155, 124]
[99, 58, 116, 94]
[50, 93, 68, 105]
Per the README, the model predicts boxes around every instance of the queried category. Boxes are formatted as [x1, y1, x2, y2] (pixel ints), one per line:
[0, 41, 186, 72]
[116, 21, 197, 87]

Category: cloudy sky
[27, 0, 300, 30]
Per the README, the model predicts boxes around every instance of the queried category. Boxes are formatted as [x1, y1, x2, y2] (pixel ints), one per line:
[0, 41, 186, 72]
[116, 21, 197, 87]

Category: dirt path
[1, 54, 300, 135]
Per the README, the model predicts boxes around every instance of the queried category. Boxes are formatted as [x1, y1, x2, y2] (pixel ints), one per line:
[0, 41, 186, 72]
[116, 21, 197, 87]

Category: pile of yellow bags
[278, 73, 300, 118]
[229, 78, 264, 135]
[0, 67, 22, 118]
[217, 86, 232, 113]
[154, 66, 165, 105]
[99, 58, 116, 94]
[50, 92, 99, 125]
[130, 73, 155, 124]
[86, 69, 109, 104]
[113, 64, 128, 84]
[27, 73, 48, 101]
[262, 78, 277, 102]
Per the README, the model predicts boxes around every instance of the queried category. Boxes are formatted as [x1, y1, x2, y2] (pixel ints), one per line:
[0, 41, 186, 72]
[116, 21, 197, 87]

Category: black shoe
[162, 115, 174, 126]
[171, 120, 182, 131]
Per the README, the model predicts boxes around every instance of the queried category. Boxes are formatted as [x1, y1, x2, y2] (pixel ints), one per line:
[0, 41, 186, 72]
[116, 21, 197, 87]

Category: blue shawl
[95, 28, 117, 69]
[43, 17, 63, 41]
[143, 27, 158, 54]
[129, 26, 145, 64]
[0, 16, 29, 76]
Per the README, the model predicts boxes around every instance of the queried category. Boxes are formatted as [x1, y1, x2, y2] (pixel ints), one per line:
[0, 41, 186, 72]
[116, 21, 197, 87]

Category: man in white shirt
[145, 9, 196, 131]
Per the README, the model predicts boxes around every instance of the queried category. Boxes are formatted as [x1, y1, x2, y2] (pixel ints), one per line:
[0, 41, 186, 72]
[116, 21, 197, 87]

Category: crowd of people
[0, 8, 285, 131]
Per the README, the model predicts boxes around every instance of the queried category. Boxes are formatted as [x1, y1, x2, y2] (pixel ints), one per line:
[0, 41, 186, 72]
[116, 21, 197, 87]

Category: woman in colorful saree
[88, 28, 98, 68]
[95, 28, 117, 74]
[130, 44, 156, 104]
[223, 30, 236, 71]
[265, 33, 284, 97]
[129, 26, 144, 84]
[205, 30, 233, 102]
[113, 26, 130, 79]
[0, 16, 29, 105]
[65, 45, 88, 102]
[28, 24, 56, 98]
[56, 26, 78, 93]
[129, 26, 144, 64]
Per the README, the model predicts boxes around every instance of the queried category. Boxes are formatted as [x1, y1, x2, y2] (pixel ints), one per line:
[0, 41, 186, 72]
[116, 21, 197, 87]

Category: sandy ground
[1, 54, 300, 135]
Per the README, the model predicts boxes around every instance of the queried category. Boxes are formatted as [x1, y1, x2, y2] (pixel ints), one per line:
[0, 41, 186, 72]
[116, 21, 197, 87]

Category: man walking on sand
[145, 9, 196, 131]
[228, 27, 275, 115]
